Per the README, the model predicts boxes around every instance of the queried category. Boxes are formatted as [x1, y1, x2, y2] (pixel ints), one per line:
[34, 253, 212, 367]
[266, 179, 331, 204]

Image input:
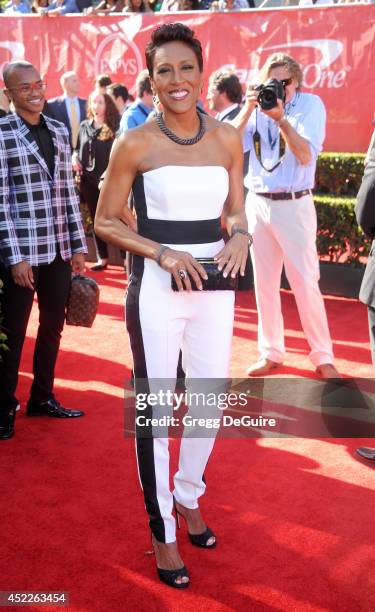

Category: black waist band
[137, 217, 223, 244]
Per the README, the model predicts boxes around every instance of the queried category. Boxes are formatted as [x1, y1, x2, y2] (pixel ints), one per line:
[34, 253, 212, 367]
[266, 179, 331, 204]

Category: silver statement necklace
[156, 111, 206, 146]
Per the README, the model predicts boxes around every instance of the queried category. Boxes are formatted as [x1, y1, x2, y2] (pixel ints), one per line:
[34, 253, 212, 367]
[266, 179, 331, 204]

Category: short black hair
[145, 23, 203, 77]
[3, 61, 36, 87]
[107, 83, 129, 103]
[210, 70, 243, 104]
[95, 74, 112, 88]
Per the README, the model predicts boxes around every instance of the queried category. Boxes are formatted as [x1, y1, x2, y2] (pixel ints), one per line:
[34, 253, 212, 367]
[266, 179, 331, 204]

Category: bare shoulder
[113, 123, 156, 167]
[116, 122, 154, 150]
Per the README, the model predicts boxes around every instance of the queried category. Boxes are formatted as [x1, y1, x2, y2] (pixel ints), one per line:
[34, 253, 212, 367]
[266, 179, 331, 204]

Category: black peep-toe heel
[157, 565, 190, 589]
[173, 497, 217, 549]
[151, 534, 190, 589]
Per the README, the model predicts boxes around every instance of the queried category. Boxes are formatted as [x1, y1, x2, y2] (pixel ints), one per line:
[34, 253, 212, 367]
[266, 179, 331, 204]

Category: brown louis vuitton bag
[66, 275, 99, 328]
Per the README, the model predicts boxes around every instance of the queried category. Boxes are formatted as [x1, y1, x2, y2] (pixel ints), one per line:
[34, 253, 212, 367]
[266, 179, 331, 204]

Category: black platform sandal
[151, 534, 190, 589]
[173, 498, 217, 549]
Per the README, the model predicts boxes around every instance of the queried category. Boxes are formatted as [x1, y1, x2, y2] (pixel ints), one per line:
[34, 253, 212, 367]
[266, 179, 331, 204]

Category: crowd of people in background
[0, 0, 253, 14]
[1, 0, 371, 16]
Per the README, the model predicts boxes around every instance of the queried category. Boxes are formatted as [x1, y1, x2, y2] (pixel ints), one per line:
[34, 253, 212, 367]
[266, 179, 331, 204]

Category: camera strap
[253, 109, 285, 173]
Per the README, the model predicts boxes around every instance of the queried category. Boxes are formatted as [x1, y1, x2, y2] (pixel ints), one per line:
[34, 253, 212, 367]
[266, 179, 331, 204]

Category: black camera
[255, 78, 286, 111]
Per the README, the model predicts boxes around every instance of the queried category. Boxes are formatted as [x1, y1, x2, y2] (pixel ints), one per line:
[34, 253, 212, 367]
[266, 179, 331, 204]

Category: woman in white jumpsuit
[95, 23, 250, 589]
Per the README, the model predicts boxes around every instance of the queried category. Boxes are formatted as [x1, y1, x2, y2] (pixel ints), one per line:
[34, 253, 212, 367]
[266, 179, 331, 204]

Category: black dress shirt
[20, 114, 55, 177]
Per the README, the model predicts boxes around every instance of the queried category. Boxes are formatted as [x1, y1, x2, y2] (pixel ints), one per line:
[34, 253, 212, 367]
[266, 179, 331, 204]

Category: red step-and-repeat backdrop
[0, 6, 374, 152]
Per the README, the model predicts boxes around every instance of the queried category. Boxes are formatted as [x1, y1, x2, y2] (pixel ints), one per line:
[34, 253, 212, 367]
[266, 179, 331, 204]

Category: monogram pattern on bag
[66, 276, 99, 328]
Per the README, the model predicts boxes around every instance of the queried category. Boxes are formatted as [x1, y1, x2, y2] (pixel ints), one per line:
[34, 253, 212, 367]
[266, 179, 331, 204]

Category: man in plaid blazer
[0, 61, 87, 440]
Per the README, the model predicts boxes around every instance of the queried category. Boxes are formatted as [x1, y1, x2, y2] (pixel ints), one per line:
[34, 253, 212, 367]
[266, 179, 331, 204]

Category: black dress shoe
[0, 408, 16, 440]
[356, 447, 375, 461]
[26, 398, 85, 418]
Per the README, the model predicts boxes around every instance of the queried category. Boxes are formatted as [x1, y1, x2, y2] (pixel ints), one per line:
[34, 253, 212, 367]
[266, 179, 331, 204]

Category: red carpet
[1, 266, 374, 612]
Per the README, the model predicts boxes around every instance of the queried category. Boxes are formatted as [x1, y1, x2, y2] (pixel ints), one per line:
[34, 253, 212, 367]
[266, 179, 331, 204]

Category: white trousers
[127, 252, 234, 543]
[246, 193, 334, 366]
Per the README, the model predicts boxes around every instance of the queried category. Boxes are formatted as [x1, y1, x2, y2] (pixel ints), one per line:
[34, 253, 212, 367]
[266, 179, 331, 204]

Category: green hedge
[315, 153, 365, 196]
[315, 194, 370, 267]
[314, 153, 369, 267]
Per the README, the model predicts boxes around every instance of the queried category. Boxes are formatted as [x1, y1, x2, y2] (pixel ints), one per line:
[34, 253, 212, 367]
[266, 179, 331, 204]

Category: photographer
[232, 53, 339, 378]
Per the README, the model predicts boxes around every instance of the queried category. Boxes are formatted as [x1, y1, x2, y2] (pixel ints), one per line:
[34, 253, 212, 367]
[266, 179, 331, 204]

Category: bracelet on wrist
[231, 227, 253, 245]
[155, 244, 169, 266]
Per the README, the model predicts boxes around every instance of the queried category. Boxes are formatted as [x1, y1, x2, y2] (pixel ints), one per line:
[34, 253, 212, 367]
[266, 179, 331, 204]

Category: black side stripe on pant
[125, 255, 166, 542]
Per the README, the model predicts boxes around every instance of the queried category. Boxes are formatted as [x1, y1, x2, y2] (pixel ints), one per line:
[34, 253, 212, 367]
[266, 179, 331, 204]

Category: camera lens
[258, 88, 277, 111]
[257, 79, 285, 111]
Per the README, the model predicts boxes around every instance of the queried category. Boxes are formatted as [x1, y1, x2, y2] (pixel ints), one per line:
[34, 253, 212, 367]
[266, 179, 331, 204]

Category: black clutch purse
[171, 258, 238, 292]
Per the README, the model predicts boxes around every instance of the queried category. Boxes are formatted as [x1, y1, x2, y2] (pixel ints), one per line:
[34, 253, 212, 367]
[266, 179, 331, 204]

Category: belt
[255, 189, 312, 201]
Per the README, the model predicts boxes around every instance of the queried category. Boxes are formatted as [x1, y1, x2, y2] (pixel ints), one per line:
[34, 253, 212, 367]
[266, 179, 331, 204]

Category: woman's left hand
[214, 233, 250, 279]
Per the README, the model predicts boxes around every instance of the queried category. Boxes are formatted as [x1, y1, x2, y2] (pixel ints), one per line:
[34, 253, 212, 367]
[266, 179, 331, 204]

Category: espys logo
[94, 33, 143, 88]
[221, 38, 349, 89]
[0, 42, 25, 77]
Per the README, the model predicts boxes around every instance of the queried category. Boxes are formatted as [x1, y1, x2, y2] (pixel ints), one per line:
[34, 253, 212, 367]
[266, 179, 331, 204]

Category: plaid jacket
[0, 112, 87, 267]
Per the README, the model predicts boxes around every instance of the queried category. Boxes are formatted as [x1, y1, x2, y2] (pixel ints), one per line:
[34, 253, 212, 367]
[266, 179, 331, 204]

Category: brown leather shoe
[315, 363, 341, 379]
[246, 358, 281, 377]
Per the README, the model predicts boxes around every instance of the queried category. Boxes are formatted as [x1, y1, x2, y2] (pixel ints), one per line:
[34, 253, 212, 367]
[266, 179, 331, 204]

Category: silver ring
[178, 269, 187, 280]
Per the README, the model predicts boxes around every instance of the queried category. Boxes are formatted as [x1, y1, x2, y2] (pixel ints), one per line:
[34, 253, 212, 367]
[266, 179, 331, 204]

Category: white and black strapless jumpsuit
[126, 166, 235, 543]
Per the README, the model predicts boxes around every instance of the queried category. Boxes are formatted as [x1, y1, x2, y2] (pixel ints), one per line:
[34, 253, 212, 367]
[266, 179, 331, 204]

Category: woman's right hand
[159, 248, 208, 292]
